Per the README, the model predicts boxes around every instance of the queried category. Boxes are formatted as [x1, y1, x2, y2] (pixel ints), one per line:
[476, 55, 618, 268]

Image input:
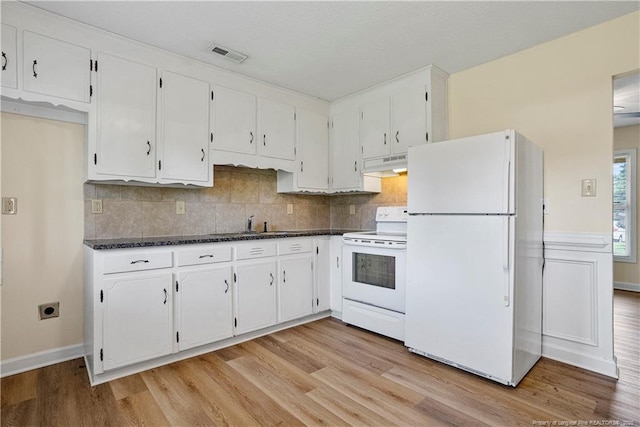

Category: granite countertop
[84, 229, 362, 250]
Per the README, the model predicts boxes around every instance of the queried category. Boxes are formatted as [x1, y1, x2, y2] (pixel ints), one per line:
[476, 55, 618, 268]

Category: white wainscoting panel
[542, 232, 618, 378]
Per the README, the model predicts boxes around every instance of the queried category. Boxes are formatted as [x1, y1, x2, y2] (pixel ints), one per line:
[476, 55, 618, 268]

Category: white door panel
[405, 215, 514, 382]
[408, 130, 514, 214]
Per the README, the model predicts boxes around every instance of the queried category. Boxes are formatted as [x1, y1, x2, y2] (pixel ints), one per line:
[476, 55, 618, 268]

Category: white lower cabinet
[102, 272, 173, 371]
[279, 256, 314, 322]
[176, 267, 233, 351]
[85, 236, 331, 384]
[234, 260, 277, 335]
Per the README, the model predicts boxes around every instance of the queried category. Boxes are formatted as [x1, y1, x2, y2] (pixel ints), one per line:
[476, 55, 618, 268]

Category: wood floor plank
[0, 369, 37, 406]
[253, 334, 325, 374]
[196, 352, 305, 427]
[109, 374, 148, 401]
[228, 355, 347, 426]
[116, 390, 171, 427]
[0, 398, 39, 427]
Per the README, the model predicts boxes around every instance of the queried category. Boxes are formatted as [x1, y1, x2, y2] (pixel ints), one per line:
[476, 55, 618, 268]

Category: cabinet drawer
[236, 242, 276, 260]
[278, 239, 313, 255]
[177, 245, 232, 266]
[103, 251, 172, 274]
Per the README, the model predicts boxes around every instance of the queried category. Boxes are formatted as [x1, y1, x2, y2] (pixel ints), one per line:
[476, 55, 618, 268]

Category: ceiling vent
[208, 44, 248, 63]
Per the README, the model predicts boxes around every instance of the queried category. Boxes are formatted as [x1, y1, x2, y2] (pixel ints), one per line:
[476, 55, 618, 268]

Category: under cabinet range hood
[362, 154, 408, 177]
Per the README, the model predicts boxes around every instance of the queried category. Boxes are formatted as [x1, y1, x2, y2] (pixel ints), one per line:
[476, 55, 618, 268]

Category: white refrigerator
[405, 129, 543, 387]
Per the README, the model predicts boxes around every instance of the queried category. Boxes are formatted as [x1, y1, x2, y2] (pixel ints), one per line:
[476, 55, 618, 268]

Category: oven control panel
[375, 206, 408, 222]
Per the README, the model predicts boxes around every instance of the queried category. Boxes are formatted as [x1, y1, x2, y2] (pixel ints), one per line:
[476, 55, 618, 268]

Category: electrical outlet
[2, 197, 17, 215]
[581, 179, 597, 197]
[349, 204, 356, 215]
[39, 302, 59, 320]
[287, 204, 294, 215]
[176, 201, 186, 215]
[91, 199, 103, 214]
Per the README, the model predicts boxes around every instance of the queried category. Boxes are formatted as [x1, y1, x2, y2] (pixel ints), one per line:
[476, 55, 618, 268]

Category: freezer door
[408, 130, 515, 214]
[405, 215, 515, 384]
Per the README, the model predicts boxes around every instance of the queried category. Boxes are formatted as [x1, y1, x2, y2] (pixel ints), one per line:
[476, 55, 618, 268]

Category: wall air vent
[209, 43, 248, 63]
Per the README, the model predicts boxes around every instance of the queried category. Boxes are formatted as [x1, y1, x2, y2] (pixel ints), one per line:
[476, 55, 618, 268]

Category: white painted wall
[0, 113, 85, 361]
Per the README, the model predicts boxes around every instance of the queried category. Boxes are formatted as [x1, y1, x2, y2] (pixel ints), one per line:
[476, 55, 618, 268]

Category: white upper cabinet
[22, 31, 91, 103]
[258, 98, 295, 160]
[361, 98, 391, 159]
[392, 84, 428, 154]
[1, 24, 17, 89]
[95, 53, 158, 179]
[296, 109, 329, 190]
[158, 71, 211, 185]
[211, 85, 256, 155]
[330, 109, 363, 191]
[361, 84, 426, 160]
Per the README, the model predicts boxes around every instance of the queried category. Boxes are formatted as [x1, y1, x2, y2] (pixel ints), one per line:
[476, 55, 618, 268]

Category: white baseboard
[614, 281, 640, 292]
[1, 344, 85, 378]
[542, 341, 619, 378]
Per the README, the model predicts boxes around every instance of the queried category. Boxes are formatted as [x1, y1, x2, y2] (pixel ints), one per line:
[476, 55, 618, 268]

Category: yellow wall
[1, 113, 85, 360]
[613, 124, 640, 285]
[448, 12, 640, 234]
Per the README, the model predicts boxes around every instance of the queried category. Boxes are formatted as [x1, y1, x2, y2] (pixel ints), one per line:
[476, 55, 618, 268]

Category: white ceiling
[26, 1, 639, 104]
[614, 72, 640, 128]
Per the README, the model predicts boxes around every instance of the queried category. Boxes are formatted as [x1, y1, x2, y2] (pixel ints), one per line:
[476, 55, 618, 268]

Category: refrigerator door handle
[503, 217, 511, 307]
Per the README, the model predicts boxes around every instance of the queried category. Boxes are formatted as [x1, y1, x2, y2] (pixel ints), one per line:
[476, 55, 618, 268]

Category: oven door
[342, 242, 406, 313]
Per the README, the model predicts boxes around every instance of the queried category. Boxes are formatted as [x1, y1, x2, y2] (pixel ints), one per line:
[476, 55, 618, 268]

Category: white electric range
[342, 206, 407, 340]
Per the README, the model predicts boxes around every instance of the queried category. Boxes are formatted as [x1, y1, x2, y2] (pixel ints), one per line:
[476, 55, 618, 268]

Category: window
[613, 148, 637, 263]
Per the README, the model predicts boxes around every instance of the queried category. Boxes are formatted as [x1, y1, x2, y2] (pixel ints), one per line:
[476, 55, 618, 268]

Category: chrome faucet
[247, 215, 254, 232]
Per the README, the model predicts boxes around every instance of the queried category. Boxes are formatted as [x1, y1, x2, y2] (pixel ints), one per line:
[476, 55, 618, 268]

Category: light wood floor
[2, 290, 639, 426]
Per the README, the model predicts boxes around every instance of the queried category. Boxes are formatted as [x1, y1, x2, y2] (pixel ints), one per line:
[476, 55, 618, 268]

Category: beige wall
[1, 113, 85, 360]
[613, 124, 640, 285]
[448, 12, 640, 234]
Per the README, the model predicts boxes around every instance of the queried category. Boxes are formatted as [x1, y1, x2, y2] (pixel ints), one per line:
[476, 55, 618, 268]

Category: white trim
[544, 232, 611, 253]
[1, 344, 85, 378]
[1, 97, 88, 124]
[542, 342, 619, 378]
[613, 148, 637, 264]
[614, 281, 640, 292]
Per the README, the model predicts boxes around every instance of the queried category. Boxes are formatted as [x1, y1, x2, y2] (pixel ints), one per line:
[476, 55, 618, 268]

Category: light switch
[581, 179, 596, 197]
[176, 201, 186, 215]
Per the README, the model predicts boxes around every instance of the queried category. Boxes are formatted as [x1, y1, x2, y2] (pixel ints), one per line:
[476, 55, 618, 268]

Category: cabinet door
[331, 109, 361, 191]
[235, 261, 277, 335]
[314, 237, 331, 313]
[96, 53, 157, 179]
[258, 98, 295, 160]
[212, 85, 256, 155]
[279, 256, 313, 322]
[392, 85, 427, 155]
[159, 71, 210, 184]
[361, 98, 390, 159]
[103, 273, 173, 371]
[22, 31, 90, 103]
[1, 24, 17, 89]
[297, 109, 329, 190]
[329, 236, 343, 313]
[177, 267, 233, 351]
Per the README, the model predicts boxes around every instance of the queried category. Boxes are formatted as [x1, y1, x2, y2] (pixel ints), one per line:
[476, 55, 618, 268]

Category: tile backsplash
[84, 166, 407, 239]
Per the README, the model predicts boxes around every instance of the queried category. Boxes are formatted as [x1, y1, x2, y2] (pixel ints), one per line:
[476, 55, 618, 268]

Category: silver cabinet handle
[198, 254, 214, 259]
[224, 279, 229, 294]
[32, 60, 37, 78]
[163, 288, 167, 304]
[249, 131, 254, 144]
[2, 52, 7, 71]
[146, 141, 151, 156]
[269, 272, 274, 286]
[395, 131, 399, 143]
[130, 259, 149, 264]
[201, 148, 205, 162]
